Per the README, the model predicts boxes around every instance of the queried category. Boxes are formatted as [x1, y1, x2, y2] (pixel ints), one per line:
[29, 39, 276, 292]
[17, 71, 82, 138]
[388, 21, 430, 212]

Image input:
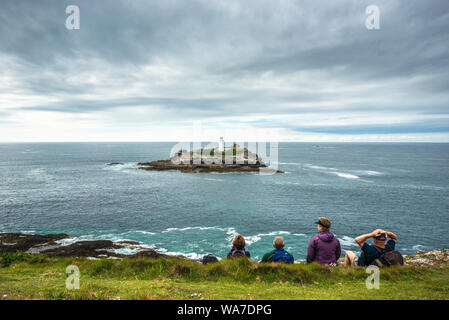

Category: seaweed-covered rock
[0, 233, 188, 260]
[0, 233, 70, 253]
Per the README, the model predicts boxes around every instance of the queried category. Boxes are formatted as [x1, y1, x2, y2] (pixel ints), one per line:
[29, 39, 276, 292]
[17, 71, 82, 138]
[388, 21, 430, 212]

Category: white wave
[244, 235, 261, 245]
[412, 244, 428, 252]
[400, 184, 445, 191]
[132, 230, 156, 235]
[225, 227, 238, 241]
[226, 230, 292, 245]
[21, 150, 41, 154]
[55, 235, 96, 246]
[306, 164, 379, 179]
[20, 230, 36, 234]
[338, 235, 359, 247]
[292, 233, 306, 237]
[107, 247, 141, 255]
[305, 164, 338, 171]
[256, 231, 291, 237]
[330, 172, 359, 179]
[27, 168, 54, 181]
[103, 162, 138, 172]
[162, 226, 223, 233]
[278, 162, 302, 166]
[270, 181, 301, 186]
[204, 178, 224, 182]
[306, 164, 328, 170]
[155, 249, 205, 260]
[355, 170, 383, 176]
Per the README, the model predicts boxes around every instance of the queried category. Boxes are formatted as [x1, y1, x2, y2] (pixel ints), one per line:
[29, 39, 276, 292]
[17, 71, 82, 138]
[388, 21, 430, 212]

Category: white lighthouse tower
[218, 137, 225, 152]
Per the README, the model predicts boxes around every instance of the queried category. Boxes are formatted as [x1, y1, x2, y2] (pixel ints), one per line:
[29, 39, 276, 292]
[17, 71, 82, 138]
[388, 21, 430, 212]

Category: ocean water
[0, 142, 448, 261]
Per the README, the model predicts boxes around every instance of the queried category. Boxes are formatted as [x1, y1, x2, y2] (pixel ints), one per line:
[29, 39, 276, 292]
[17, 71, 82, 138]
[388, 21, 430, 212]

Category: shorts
[347, 251, 359, 267]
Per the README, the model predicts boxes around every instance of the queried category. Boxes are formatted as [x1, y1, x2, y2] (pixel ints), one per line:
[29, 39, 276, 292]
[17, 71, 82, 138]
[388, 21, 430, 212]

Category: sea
[0, 142, 448, 261]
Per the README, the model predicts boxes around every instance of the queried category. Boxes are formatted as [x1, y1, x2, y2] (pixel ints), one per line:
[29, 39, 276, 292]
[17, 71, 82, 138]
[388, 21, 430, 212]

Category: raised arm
[383, 230, 397, 242]
[354, 229, 381, 247]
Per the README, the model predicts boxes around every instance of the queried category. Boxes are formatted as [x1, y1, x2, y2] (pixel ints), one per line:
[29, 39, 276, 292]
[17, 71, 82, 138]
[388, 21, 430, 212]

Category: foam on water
[27, 168, 54, 182]
[338, 235, 359, 247]
[330, 172, 359, 179]
[2, 142, 448, 258]
[204, 178, 224, 182]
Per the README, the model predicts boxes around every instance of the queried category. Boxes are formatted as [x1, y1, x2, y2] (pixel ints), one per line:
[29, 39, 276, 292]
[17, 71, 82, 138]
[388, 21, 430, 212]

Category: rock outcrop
[403, 249, 449, 268]
[0, 233, 69, 253]
[109, 144, 283, 174]
[0, 233, 168, 259]
[137, 160, 283, 173]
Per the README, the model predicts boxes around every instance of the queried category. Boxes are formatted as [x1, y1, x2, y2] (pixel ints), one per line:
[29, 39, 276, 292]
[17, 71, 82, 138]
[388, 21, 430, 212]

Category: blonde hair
[273, 236, 285, 250]
[232, 235, 246, 250]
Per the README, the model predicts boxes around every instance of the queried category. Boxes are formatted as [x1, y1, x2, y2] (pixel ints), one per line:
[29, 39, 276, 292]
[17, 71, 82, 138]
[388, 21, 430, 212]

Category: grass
[0, 252, 448, 300]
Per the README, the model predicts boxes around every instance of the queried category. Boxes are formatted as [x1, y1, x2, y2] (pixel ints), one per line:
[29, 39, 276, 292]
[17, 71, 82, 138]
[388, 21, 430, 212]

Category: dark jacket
[227, 247, 251, 259]
[307, 231, 341, 266]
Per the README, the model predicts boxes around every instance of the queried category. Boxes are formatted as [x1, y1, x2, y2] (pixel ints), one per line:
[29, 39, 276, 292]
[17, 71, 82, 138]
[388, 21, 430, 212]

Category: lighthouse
[218, 137, 225, 152]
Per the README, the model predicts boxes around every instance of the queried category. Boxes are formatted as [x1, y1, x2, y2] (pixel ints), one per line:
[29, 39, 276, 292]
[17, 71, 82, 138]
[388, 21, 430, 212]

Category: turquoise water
[0, 142, 448, 261]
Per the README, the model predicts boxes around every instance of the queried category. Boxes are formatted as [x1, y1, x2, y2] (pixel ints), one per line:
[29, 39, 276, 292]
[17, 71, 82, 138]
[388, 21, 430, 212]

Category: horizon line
[0, 140, 448, 144]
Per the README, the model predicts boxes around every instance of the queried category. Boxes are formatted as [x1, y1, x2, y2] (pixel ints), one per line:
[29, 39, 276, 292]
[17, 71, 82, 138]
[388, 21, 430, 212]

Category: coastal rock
[137, 160, 283, 174]
[403, 249, 449, 268]
[133, 144, 284, 173]
[37, 240, 121, 258]
[0, 233, 179, 260]
[0, 233, 70, 253]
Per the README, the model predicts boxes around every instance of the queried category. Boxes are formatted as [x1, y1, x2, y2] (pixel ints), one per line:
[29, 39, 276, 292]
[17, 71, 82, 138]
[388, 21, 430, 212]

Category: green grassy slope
[1, 253, 448, 300]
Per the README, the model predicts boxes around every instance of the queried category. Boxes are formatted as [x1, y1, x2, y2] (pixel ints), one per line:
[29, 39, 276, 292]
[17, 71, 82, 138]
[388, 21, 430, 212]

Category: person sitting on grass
[227, 234, 251, 259]
[307, 217, 341, 266]
[261, 236, 294, 264]
[344, 229, 397, 267]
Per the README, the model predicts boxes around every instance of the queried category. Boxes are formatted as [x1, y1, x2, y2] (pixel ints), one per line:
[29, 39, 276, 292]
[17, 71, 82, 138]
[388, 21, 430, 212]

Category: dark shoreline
[1, 233, 448, 268]
[108, 160, 284, 173]
[0, 233, 181, 260]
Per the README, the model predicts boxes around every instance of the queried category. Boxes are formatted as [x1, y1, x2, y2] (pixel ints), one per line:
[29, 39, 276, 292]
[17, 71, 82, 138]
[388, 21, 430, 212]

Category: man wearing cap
[344, 229, 397, 267]
[307, 217, 341, 266]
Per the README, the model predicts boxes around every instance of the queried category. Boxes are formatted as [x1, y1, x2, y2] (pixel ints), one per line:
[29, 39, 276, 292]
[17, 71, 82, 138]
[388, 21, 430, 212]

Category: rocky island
[111, 139, 283, 173]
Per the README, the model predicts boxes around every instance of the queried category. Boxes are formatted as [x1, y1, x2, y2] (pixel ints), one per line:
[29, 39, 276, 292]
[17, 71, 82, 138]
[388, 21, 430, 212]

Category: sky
[0, 0, 449, 142]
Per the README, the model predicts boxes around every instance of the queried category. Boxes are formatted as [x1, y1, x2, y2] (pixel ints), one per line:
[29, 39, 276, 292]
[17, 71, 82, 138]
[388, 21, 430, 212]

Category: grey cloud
[0, 0, 448, 138]
[290, 119, 449, 135]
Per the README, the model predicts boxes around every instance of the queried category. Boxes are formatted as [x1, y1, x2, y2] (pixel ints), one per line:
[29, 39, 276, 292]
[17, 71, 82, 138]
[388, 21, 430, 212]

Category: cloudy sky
[1, 0, 448, 142]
